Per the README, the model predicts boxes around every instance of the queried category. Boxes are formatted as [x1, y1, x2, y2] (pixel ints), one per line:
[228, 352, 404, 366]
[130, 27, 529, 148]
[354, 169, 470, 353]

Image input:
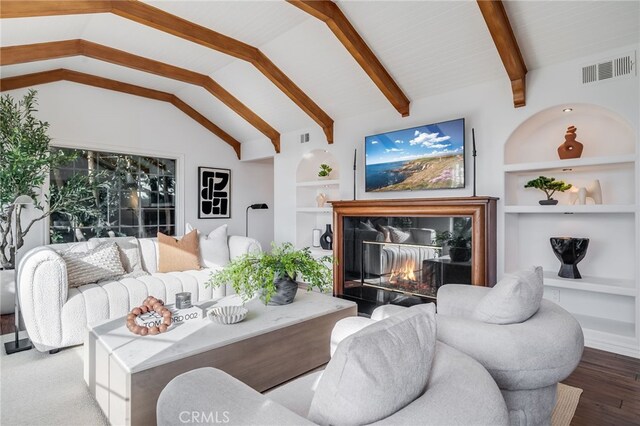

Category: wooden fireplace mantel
[329, 196, 498, 296]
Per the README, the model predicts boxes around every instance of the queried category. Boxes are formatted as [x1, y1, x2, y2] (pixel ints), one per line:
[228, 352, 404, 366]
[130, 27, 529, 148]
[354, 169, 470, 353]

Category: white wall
[6, 82, 275, 255]
[269, 44, 639, 280]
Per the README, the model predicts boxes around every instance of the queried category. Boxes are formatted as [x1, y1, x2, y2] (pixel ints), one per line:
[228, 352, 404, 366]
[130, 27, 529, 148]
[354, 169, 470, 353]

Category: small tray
[207, 305, 248, 325]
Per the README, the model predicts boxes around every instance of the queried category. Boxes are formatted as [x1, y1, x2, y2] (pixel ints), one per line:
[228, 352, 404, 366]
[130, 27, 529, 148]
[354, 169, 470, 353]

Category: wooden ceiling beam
[0, 1, 111, 18]
[110, 0, 333, 143]
[0, 0, 333, 143]
[0, 69, 241, 158]
[476, 0, 527, 107]
[0, 0, 334, 143]
[0, 40, 280, 152]
[288, 0, 410, 117]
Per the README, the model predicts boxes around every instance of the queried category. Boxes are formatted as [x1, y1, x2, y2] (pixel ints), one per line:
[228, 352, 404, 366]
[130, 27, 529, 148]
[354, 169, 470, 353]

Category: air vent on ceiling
[300, 133, 310, 143]
[582, 51, 636, 85]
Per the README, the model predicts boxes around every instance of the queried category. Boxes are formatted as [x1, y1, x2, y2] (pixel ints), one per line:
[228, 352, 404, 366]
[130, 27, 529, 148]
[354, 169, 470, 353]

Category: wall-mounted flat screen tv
[365, 118, 465, 192]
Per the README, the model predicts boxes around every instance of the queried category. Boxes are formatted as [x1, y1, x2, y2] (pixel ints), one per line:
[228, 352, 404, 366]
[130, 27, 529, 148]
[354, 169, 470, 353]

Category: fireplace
[331, 197, 497, 315]
[358, 240, 442, 298]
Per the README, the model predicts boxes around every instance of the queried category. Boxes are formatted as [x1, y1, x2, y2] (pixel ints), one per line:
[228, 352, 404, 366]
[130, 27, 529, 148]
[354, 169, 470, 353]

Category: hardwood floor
[1, 313, 638, 424]
[0, 313, 25, 335]
[564, 347, 640, 426]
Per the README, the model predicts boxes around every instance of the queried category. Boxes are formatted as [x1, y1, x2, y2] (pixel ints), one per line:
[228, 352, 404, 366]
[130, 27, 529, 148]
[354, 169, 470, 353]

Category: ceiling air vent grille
[615, 55, 633, 77]
[582, 52, 636, 85]
[582, 64, 597, 84]
[598, 61, 613, 80]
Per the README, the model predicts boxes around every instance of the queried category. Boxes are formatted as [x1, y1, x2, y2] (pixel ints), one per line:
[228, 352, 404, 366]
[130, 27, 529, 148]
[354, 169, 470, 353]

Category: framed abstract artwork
[198, 167, 231, 218]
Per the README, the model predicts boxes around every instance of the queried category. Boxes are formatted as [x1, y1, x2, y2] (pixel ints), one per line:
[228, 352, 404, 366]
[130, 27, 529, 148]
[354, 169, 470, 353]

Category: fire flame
[389, 259, 416, 283]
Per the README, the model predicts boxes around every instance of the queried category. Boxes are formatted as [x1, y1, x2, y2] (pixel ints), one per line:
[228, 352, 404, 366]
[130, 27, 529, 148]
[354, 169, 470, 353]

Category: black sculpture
[550, 237, 590, 279]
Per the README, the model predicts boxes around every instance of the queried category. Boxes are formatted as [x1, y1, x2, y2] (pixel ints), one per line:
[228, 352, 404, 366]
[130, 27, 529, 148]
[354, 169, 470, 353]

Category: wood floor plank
[565, 347, 640, 426]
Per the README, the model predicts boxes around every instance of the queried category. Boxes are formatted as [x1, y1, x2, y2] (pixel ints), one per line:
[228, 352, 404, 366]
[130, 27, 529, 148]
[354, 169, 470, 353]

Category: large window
[50, 148, 176, 243]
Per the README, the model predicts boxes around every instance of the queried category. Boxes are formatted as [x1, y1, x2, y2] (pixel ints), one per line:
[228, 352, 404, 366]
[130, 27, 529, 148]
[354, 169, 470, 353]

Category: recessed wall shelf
[504, 154, 636, 173]
[573, 314, 636, 339]
[295, 149, 340, 250]
[503, 103, 638, 358]
[296, 179, 340, 187]
[541, 270, 636, 296]
[504, 205, 636, 214]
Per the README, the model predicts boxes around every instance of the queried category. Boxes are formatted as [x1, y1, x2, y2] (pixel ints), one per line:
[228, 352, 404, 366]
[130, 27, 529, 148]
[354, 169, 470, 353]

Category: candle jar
[175, 292, 192, 309]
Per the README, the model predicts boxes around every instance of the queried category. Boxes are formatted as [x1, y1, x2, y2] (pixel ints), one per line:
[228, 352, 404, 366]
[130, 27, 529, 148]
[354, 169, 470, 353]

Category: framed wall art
[198, 167, 231, 218]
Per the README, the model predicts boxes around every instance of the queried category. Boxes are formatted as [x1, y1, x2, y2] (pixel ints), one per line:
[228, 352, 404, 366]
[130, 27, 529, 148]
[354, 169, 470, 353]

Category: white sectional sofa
[18, 235, 260, 352]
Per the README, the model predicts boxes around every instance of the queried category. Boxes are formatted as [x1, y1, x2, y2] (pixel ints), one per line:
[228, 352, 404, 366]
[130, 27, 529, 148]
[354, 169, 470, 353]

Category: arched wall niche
[505, 103, 635, 164]
[296, 149, 340, 181]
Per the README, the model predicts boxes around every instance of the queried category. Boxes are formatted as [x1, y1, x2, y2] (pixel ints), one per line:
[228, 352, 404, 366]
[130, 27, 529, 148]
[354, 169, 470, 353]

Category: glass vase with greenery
[207, 242, 332, 305]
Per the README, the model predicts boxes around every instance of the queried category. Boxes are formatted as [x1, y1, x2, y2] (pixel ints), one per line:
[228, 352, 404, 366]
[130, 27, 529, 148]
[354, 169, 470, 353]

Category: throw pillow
[358, 220, 377, 232]
[375, 224, 392, 242]
[388, 226, 412, 244]
[61, 242, 126, 288]
[185, 223, 230, 268]
[157, 230, 201, 272]
[471, 266, 544, 324]
[308, 303, 437, 426]
[90, 236, 143, 274]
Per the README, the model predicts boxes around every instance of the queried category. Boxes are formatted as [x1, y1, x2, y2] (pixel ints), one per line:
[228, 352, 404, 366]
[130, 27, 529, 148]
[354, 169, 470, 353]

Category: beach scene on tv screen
[365, 118, 465, 192]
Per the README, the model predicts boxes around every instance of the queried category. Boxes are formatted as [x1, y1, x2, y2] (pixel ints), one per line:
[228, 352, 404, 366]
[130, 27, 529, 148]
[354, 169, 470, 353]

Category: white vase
[578, 187, 587, 205]
[588, 180, 602, 204]
[0, 269, 16, 315]
[316, 193, 328, 207]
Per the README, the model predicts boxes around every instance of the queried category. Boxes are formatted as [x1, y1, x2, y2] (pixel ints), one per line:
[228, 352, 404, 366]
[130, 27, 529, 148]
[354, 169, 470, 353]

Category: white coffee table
[83, 291, 356, 426]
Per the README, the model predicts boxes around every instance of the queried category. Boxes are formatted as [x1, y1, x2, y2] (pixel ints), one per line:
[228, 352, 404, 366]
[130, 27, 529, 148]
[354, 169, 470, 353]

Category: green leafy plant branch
[1, 90, 104, 268]
[318, 163, 333, 177]
[207, 242, 333, 304]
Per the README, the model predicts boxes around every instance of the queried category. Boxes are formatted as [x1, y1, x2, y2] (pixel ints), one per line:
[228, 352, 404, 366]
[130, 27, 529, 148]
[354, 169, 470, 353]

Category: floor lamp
[245, 203, 269, 237]
[5, 195, 33, 354]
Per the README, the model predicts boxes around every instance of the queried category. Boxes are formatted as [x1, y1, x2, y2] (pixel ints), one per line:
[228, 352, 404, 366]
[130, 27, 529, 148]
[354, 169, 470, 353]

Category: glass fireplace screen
[343, 216, 472, 300]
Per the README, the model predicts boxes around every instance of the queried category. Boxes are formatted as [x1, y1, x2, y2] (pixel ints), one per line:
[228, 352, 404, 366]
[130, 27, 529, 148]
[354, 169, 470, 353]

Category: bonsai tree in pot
[0, 90, 103, 269]
[524, 176, 572, 205]
[207, 242, 333, 305]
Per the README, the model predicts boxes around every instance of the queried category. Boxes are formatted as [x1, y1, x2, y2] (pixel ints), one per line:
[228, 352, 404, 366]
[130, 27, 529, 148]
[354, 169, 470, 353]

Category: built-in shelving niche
[503, 103, 638, 358]
[295, 149, 340, 256]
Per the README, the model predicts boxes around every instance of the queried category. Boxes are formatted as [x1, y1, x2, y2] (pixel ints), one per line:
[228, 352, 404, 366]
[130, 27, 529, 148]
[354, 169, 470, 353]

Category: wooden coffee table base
[84, 296, 356, 426]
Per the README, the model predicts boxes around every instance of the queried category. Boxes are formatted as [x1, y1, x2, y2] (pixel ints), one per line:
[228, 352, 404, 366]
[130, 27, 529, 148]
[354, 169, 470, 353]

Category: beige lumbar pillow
[308, 303, 437, 425]
[61, 242, 126, 288]
[471, 266, 544, 324]
[157, 230, 201, 272]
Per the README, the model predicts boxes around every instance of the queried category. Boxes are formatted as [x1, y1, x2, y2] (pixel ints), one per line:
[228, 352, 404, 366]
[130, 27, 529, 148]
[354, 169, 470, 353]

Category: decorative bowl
[208, 305, 248, 325]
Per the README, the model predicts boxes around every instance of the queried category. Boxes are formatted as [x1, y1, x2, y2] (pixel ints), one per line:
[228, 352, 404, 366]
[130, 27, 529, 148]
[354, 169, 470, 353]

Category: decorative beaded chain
[126, 296, 172, 336]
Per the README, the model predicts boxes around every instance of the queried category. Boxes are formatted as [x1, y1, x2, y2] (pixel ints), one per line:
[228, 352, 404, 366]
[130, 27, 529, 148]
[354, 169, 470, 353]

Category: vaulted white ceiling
[1, 1, 638, 153]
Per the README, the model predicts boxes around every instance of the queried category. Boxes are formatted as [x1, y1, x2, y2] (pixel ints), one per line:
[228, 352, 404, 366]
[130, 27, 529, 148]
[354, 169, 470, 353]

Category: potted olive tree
[524, 176, 572, 205]
[1, 90, 102, 312]
[207, 242, 332, 305]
